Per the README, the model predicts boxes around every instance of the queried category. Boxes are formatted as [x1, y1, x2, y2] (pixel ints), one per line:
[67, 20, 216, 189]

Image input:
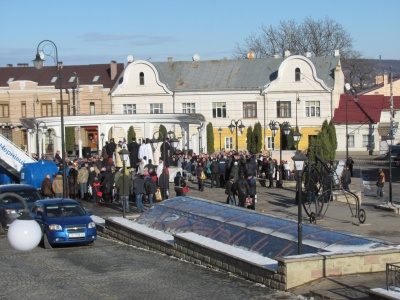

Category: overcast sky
[1, 0, 399, 66]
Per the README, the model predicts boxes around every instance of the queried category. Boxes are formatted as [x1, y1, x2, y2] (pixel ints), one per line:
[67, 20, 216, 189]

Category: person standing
[144, 172, 157, 207]
[346, 157, 355, 177]
[218, 155, 227, 187]
[132, 173, 145, 212]
[41, 174, 54, 198]
[77, 162, 89, 200]
[174, 171, 186, 197]
[106, 138, 116, 159]
[235, 173, 250, 208]
[54, 150, 62, 166]
[115, 169, 133, 213]
[341, 165, 351, 191]
[210, 158, 220, 188]
[52, 173, 64, 198]
[67, 163, 79, 199]
[376, 168, 386, 198]
[267, 158, 275, 188]
[225, 175, 236, 205]
[247, 174, 257, 210]
[128, 137, 140, 169]
[159, 167, 170, 200]
[196, 162, 206, 192]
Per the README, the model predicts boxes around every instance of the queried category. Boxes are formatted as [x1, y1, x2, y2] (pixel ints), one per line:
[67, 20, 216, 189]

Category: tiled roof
[332, 94, 400, 124]
[112, 55, 339, 93]
[0, 63, 124, 89]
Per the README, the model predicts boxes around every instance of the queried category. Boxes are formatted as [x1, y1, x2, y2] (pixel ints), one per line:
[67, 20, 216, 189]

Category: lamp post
[100, 133, 105, 149]
[269, 120, 291, 186]
[1, 193, 41, 251]
[295, 93, 302, 152]
[197, 124, 204, 154]
[168, 130, 180, 159]
[218, 127, 223, 151]
[34, 121, 47, 157]
[292, 151, 307, 254]
[33, 40, 66, 198]
[118, 148, 130, 218]
[228, 119, 245, 153]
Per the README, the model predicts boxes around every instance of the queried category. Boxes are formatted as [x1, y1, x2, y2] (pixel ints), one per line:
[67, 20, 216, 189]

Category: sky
[1, 0, 399, 67]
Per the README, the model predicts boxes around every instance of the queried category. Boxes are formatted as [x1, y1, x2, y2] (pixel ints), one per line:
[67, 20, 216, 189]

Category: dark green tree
[327, 120, 338, 156]
[253, 122, 263, 154]
[65, 127, 75, 153]
[127, 126, 136, 142]
[206, 122, 215, 154]
[246, 125, 254, 153]
[159, 125, 167, 141]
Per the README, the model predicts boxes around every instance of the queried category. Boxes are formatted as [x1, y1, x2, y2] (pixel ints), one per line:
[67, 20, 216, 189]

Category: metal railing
[386, 262, 400, 290]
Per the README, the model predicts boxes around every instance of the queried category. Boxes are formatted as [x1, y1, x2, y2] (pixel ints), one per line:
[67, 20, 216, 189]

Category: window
[305, 101, 321, 117]
[41, 104, 52, 117]
[92, 76, 100, 82]
[349, 135, 355, 148]
[90, 102, 95, 115]
[68, 76, 76, 83]
[56, 103, 69, 116]
[51, 77, 58, 83]
[21, 103, 26, 117]
[362, 135, 370, 147]
[267, 136, 275, 150]
[139, 72, 145, 85]
[123, 104, 136, 114]
[212, 102, 226, 118]
[277, 101, 291, 118]
[2, 128, 12, 141]
[0, 104, 9, 117]
[150, 103, 163, 114]
[182, 103, 196, 114]
[295, 68, 301, 81]
[243, 102, 257, 118]
[225, 137, 233, 150]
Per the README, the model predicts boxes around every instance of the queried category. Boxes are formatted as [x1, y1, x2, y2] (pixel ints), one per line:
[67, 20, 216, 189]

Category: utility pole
[389, 68, 394, 205]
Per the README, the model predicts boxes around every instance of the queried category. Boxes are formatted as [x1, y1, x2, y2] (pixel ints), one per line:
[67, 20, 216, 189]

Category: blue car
[0, 184, 43, 233]
[30, 199, 97, 249]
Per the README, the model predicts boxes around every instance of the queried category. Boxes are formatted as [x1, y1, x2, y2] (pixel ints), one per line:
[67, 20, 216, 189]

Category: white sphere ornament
[8, 218, 42, 251]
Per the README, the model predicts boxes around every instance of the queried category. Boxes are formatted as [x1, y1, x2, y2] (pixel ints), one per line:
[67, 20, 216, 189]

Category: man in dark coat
[267, 158, 275, 188]
[41, 174, 54, 198]
[106, 138, 116, 159]
[247, 175, 257, 210]
[159, 168, 170, 200]
[210, 158, 220, 188]
[128, 137, 140, 169]
[160, 138, 171, 167]
[235, 173, 250, 208]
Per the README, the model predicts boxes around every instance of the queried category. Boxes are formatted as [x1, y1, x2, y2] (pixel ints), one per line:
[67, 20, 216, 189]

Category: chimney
[284, 50, 291, 57]
[168, 57, 173, 62]
[306, 52, 312, 58]
[110, 60, 117, 80]
[17, 63, 29, 67]
[6, 64, 13, 67]
[334, 49, 340, 57]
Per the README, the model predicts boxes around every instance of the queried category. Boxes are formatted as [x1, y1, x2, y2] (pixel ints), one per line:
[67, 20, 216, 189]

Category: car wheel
[0, 223, 5, 235]
[43, 233, 53, 249]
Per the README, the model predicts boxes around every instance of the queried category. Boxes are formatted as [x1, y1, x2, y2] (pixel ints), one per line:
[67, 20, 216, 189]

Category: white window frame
[305, 101, 321, 117]
[123, 104, 136, 114]
[349, 135, 355, 148]
[362, 135, 370, 147]
[212, 102, 226, 118]
[182, 103, 196, 114]
[225, 137, 233, 150]
[150, 103, 163, 114]
[267, 136, 275, 150]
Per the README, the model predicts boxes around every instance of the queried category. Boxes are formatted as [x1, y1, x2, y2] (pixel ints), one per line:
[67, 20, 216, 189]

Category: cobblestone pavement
[0, 235, 299, 300]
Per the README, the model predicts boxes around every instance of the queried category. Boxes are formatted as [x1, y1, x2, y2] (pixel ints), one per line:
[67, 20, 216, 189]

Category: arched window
[295, 68, 301, 82]
[139, 72, 145, 85]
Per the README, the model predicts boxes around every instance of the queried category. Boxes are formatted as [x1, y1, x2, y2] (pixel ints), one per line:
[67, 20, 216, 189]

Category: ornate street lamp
[167, 130, 180, 157]
[269, 120, 291, 186]
[118, 148, 130, 218]
[218, 127, 223, 151]
[197, 124, 204, 154]
[100, 133, 105, 149]
[1, 123, 14, 141]
[33, 40, 66, 198]
[228, 119, 245, 152]
[34, 121, 47, 157]
[292, 151, 307, 254]
[150, 131, 168, 197]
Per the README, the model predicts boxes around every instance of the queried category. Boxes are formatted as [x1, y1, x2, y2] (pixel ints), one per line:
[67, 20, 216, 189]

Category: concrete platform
[374, 203, 400, 214]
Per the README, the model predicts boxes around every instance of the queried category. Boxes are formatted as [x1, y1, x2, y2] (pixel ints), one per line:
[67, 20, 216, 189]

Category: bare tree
[341, 50, 376, 91]
[233, 16, 353, 59]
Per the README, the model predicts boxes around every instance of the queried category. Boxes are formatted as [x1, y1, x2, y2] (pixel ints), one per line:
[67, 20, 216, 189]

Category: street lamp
[33, 40, 66, 198]
[1, 123, 14, 140]
[100, 133, 105, 149]
[228, 119, 245, 153]
[1, 193, 41, 251]
[295, 93, 302, 152]
[292, 151, 307, 254]
[167, 130, 180, 158]
[218, 127, 223, 151]
[118, 148, 130, 218]
[35, 121, 47, 157]
[269, 120, 291, 186]
[197, 124, 204, 154]
[344, 83, 358, 161]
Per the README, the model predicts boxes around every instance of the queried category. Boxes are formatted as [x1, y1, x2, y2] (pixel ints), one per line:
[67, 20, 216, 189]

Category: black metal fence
[386, 262, 400, 290]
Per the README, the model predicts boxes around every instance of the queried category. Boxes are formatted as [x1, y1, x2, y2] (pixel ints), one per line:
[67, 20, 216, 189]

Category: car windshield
[45, 203, 87, 218]
[0, 190, 41, 204]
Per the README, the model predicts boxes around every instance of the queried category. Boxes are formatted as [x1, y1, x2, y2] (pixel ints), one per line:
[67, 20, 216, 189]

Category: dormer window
[93, 76, 100, 82]
[139, 72, 145, 85]
[295, 68, 301, 82]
